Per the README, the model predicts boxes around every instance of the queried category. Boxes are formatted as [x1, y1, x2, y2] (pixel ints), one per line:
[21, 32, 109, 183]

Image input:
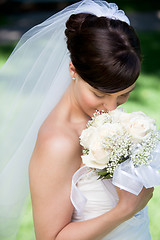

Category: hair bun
[65, 13, 90, 39]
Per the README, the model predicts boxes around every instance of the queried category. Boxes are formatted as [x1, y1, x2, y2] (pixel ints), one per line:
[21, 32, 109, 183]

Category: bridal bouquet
[80, 108, 160, 182]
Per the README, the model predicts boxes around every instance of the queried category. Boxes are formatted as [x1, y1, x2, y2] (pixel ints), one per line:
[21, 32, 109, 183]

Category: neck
[61, 82, 91, 124]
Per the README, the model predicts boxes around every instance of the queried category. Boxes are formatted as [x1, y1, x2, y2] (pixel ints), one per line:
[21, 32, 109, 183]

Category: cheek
[118, 96, 129, 105]
[78, 90, 100, 109]
[81, 93, 97, 107]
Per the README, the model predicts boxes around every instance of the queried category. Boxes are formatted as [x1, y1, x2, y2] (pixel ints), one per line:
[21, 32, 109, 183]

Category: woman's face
[69, 62, 135, 118]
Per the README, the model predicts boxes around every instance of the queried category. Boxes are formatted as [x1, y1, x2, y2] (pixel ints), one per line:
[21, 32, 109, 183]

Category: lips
[96, 110, 108, 114]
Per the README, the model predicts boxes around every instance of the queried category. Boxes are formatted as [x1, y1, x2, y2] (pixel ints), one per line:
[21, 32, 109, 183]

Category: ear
[69, 61, 76, 78]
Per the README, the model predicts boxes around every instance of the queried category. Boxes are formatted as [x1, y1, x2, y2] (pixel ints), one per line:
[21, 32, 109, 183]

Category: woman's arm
[29, 129, 153, 240]
[56, 187, 153, 240]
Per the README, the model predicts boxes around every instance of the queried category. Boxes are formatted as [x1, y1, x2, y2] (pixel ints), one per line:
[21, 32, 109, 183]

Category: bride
[29, 2, 153, 240]
[0, 0, 153, 239]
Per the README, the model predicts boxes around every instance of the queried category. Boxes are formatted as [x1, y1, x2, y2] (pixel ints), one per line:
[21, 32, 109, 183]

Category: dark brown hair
[65, 13, 142, 93]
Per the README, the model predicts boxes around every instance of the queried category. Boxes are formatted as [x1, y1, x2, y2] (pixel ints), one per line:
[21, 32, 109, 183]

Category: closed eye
[94, 92, 105, 98]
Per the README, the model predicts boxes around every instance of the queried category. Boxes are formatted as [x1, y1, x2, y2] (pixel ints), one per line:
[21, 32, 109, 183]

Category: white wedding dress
[71, 167, 151, 240]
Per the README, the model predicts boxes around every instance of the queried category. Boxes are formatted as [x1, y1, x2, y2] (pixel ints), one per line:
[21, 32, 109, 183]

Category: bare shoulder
[29, 119, 81, 191]
[33, 119, 81, 167]
[29, 118, 82, 238]
[29, 113, 83, 199]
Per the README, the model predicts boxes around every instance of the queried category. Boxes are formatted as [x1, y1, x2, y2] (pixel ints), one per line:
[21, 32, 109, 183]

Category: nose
[103, 100, 117, 111]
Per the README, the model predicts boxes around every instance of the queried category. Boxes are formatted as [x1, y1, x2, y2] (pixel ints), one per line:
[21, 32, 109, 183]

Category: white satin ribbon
[70, 166, 88, 214]
[112, 160, 144, 195]
[112, 143, 160, 195]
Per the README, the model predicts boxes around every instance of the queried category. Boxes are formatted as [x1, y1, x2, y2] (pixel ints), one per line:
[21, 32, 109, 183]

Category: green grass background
[0, 31, 160, 240]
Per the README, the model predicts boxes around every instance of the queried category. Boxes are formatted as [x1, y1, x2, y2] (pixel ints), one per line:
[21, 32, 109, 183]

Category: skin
[29, 62, 153, 240]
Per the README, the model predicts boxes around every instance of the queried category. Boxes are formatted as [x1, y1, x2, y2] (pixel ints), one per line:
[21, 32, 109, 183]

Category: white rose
[80, 126, 97, 149]
[92, 113, 110, 127]
[98, 122, 124, 139]
[125, 111, 156, 143]
[98, 123, 111, 139]
[81, 154, 106, 169]
[109, 108, 133, 127]
[108, 108, 124, 122]
[82, 139, 110, 169]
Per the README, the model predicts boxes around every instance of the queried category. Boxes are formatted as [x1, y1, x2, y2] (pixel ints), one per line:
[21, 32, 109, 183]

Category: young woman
[29, 6, 153, 240]
[0, 1, 153, 239]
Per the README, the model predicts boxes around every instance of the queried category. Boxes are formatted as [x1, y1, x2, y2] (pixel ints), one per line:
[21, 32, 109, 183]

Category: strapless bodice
[71, 168, 151, 240]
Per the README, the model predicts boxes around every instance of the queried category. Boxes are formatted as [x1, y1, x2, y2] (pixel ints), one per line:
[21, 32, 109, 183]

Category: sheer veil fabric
[0, 0, 130, 239]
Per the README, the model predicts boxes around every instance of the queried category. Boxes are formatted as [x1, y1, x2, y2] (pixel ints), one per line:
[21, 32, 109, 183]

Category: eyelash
[94, 94, 104, 98]
[94, 93, 105, 98]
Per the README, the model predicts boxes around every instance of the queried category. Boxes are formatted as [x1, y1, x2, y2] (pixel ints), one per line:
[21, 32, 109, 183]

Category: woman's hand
[116, 187, 154, 220]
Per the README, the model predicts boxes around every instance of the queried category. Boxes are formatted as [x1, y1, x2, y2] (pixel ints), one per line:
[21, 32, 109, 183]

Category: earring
[72, 77, 76, 80]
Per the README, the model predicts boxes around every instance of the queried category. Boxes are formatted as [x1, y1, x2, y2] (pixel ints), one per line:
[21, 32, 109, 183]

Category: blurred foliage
[123, 31, 160, 127]
[0, 44, 16, 67]
[16, 199, 35, 240]
[0, 16, 9, 26]
[117, 0, 160, 12]
[139, 32, 160, 76]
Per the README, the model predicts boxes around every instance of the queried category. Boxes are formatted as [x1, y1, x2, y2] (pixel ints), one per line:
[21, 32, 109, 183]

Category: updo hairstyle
[65, 13, 142, 93]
